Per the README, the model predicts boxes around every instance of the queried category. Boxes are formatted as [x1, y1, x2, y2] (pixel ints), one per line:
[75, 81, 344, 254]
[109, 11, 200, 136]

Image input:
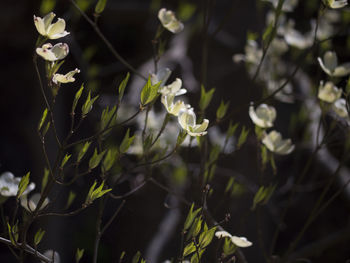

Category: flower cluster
[34, 12, 80, 85]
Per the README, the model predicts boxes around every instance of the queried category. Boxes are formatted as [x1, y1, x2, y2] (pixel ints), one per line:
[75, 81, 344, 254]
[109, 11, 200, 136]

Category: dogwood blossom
[318, 51, 350, 77]
[20, 193, 49, 212]
[159, 78, 187, 96]
[262, 130, 295, 155]
[332, 98, 348, 118]
[34, 12, 70, 39]
[178, 108, 209, 136]
[53, 68, 80, 84]
[318, 81, 342, 103]
[36, 43, 69, 61]
[161, 95, 188, 116]
[215, 230, 253, 248]
[158, 8, 184, 34]
[0, 172, 35, 197]
[322, 0, 348, 9]
[249, 104, 277, 128]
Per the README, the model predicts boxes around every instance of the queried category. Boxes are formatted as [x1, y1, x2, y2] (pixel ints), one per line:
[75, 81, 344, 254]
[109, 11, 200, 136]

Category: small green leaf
[199, 85, 215, 111]
[183, 242, 196, 257]
[132, 251, 141, 263]
[184, 203, 202, 231]
[42, 121, 51, 137]
[89, 149, 106, 170]
[60, 154, 71, 168]
[252, 186, 266, 210]
[140, 76, 161, 106]
[101, 106, 117, 131]
[17, 172, 30, 199]
[176, 130, 188, 146]
[199, 227, 216, 248]
[223, 238, 236, 256]
[73, 84, 84, 113]
[119, 129, 135, 154]
[86, 181, 112, 204]
[225, 177, 235, 194]
[34, 228, 45, 246]
[216, 101, 230, 120]
[118, 72, 130, 102]
[82, 91, 99, 116]
[227, 121, 239, 138]
[65, 191, 76, 209]
[237, 126, 249, 149]
[75, 248, 85, 263]
[38, 108, 48, 131]
[119, 251, 126, 262]
[102, 148, 118, 172]
[95, 0, 108, 14]
[42, 168, 49, 193]
[77, 141, 91, 163]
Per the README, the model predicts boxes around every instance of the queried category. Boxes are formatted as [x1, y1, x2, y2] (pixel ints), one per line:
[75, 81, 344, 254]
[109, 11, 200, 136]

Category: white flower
[322, 0, 348, 9]
[318, 51, 350, 77]
[159, 78, 187, 96]
[318, 81, 342, 103]
[284, 28, 313, 49]
[178, 108, 209, 136]
[20, 193, 49, 212]
[36, 43, 69, 61]
[249, 104, 277, 128]
[158, 8, 184, 34]
[262, 0, 299, 12]
[0, 172, 35, 197]
[151, 68, 172, 86]
[332, 98, 348, 118]
[262, 130, 295, 155]
[34, 12, 70, 39]
[215, 230, 253, 248]
[53, 68, 80, 84]
[161, 95, 188, 116]
[41, 250, 60, 263]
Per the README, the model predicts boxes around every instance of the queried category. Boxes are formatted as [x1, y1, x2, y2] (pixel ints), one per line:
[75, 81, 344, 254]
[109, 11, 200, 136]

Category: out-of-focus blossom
[249, 104, 277, 128]
[161, 95, 188, 116]
[53, 68, 80, 84]
[332, 98, 348, 118]
[159, 78, 187, 96]
[262, 130, 295, 155]
[178, 108, 209, 136]
[34, 12, 69, 39]
[215, 230, 253, 247]
[41, 250, 60, 263]
[322, 0, 348, 9]
[151, 68, 172, 86]
[262, 0, 299, 12]
[318, 81, 342, 103]
[318, 51, 350, 77]
[20, 193, 49, 212]
[36, 43, 69, 61]
[267, 79, 294, 103]
[284, 28, 313, 49]
[0, 172, 35, 197]
[158, 8, 184, 34]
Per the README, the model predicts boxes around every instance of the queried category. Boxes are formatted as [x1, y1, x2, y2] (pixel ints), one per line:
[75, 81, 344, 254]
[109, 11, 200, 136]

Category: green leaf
[101, 106, 117, 131]
[132, 251, 141, 263]
[225, 177, 235, 194]
[216, 101, 230, 120]
[140, 76, 161, 106]
[77, 141, 91, 163]
[95, 0, 108, 14]
[199, 85, 215, 111]
[184, 203, 202, 231]
[176, 130, 188, 146]
[119, 129, 135, 154]
[17, 172, 30, 199]
[89, 149, 106, 170]
[75, 248, 85, 263]
[227, 121, 239, 138]
[190, 249, 204, 263]
[119, 251, 126, 262]
[82, 91, 99, 117]
[38, 108, 48, 131]
[34, 228, 45, 246]
[262, 22, 274, 48]
[102, 148, 118, 172]
[118, 72, 130, 102]
[199, 227, 216, 248]
[42, 168, 49, 193]
[183, 242, 196, 257]
[237, 126, 249, 149]
[60, 154, 71, 168]
[223, 238, 236, 256]
[72, 84, 84, 113]
[252, 186, 266, 210]
[65, 191, 76, 209]
[42, 121, 51, 137]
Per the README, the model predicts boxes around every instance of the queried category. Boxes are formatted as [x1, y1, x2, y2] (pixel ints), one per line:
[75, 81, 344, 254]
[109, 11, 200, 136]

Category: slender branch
[100, 200, 126, 235]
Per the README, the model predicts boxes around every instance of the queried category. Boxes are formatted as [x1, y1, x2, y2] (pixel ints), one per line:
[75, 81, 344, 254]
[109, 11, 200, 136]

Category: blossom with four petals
[34, 12, 70, 39]
[249, 104, 277, 128]
[262, 130, 295, 155]
[178, 107, 209, 136]
[36, 43, 69, 61]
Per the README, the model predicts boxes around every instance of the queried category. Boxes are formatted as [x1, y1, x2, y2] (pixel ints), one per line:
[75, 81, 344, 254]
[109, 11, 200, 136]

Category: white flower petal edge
[42, 250, 60, 263]
[36, 43, 69, 61]
[318, 51, 350, 77]
[158, 8, 184, 34]
[231, 236, 253, 248]
[20, 193, 49, 212]
[161, 95, 188, 116]
[249, 104, 277, 128]
[332, 98, 349, 118]
[159, 78, 187, 96]
[34, 12, 70, 39]
[262, 130, 295, 155]
[215, 230, 232, 239]
[53, 68, 80, 84]
[151, 68, 172, 87]
[318, 81, 342, 103]
[0, 172, 35, 197]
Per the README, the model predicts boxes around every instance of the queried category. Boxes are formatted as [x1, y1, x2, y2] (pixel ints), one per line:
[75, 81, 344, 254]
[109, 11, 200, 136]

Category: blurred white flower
[161, 95, 188, 116]
[267, 79, 294, 103]
[159, 78, 187, 96]
[0, 172, 35, 197]
[262, 130, 295, 155]
[215, 230, 253, 247]
[36, 43, 69, 61]
[322, 0, 348, 9]
[318, 51, 350, 77]
[34, 12, 70, 39]
[158, 8, 184, 34]
[332, 98, 349, 118]
[151, 68, 172, 86]
[53, 68, 80, 84]
[262, 0, 299, 12]
[178, 108, 209, 136]
[20, 193, 49, 212]
[42, 250, 60, 263]
[284, 27, 313, 49]
[318, 81, 342, 103]
[249, 104, 277, 128]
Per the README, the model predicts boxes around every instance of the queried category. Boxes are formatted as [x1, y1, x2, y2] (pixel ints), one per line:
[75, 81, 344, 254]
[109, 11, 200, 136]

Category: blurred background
[1, 0, 350, 262]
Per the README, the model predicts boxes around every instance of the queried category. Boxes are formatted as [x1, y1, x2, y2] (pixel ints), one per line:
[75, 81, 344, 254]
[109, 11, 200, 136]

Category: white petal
[33, 15, 46, 36]
[231, 236, 253, 247]
[323, 51, 338, 72]
[215, 231, 232, 239]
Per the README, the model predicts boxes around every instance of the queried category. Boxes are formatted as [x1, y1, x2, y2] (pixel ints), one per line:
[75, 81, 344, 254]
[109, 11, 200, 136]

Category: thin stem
[100, 200, 125, 235]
